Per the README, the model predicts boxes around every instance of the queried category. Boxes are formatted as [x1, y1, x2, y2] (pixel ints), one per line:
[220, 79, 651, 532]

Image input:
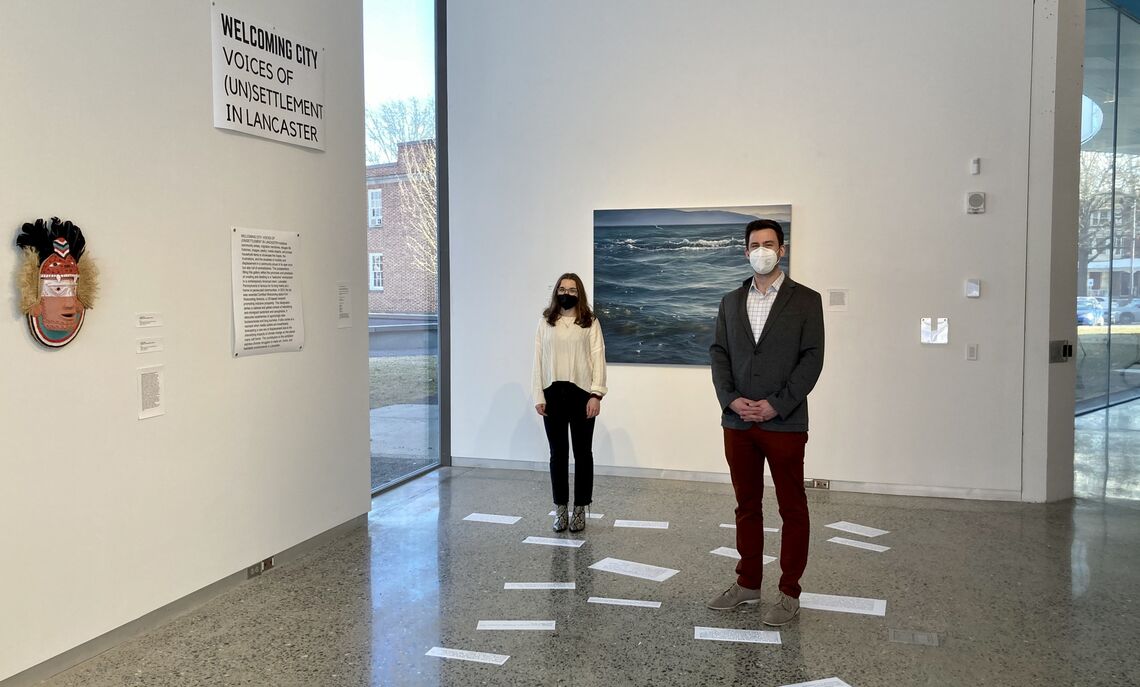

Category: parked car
[1115, 299, 1140, 324]
[1077, 297, 1106, 326]
[1093, 296, 1115, 323]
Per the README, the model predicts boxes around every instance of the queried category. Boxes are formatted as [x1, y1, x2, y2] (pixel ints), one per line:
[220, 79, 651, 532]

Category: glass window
[369, 188, 383, 227]
[369, 252, 384, 290]
[1076, 1, 1120, 412]
[364, 0, 441, 493]
[1075, 1, 1140, 501]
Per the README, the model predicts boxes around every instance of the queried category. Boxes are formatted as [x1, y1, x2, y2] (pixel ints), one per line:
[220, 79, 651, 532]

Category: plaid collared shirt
[746, 271, 785, 343]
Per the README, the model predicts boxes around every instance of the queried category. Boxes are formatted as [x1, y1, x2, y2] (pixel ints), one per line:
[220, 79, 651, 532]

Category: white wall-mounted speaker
[966, 191, 986, 214]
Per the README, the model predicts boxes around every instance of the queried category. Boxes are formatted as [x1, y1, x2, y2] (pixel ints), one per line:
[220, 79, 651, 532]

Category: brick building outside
[366, 140, 439, 315]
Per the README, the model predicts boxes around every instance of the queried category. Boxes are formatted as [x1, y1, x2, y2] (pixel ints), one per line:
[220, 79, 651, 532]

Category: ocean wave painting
[594, 205, 792, 366]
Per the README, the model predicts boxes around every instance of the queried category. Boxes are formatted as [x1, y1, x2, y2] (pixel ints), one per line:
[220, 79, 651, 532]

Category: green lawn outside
[369, 355, 439, 409]
[1076, 328, 1140, 402]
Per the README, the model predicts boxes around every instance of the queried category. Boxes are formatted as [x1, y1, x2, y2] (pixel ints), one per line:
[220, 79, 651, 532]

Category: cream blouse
[532, 315, 608, 405]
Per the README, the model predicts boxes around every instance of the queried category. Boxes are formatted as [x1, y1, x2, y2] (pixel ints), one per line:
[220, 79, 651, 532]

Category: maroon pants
[723, 426, 809, 598]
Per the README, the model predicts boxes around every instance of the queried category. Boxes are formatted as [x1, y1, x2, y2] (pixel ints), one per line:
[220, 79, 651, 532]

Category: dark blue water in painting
[594, 223, 791, 366]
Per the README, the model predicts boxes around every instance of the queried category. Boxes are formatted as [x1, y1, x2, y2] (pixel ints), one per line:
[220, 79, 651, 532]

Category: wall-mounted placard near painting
[594, 205, 791, 366]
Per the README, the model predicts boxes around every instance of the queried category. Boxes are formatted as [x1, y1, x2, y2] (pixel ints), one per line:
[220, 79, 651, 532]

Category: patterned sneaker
[762, 592, 800, 626]
[552, 505, 568, 532]
[706, 583, 763, 610]
[569, 505, 587, 532]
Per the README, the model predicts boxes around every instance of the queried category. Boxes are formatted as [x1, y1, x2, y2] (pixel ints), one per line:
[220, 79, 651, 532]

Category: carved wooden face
[39, 292, 82, 331]
[28, 251, 85, 347]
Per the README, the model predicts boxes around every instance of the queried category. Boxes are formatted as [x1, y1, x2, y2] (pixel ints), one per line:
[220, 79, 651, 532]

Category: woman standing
[533, 273, 607, 533]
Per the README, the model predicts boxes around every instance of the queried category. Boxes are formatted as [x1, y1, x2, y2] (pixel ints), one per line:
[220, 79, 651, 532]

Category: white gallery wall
[0, 1, 369, 680]
[449, 1, 1079, 500]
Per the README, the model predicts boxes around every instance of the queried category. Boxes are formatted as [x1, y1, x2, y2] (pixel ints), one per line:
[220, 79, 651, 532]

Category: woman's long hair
[543, 272, 594, 327]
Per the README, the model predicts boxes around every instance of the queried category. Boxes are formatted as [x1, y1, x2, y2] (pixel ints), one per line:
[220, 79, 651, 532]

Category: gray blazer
[710, 276, 825, 432]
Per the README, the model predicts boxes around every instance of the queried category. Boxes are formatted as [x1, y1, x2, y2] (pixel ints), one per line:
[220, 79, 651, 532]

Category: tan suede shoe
[705, 583, 762, 610]
[762, 592, 800, 626]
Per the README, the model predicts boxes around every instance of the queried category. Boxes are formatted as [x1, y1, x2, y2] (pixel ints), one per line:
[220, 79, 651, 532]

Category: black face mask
[557, 294, 579, 310]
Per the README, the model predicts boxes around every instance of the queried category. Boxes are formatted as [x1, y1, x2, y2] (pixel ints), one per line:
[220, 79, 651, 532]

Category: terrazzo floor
[33, 466, 1140, 686]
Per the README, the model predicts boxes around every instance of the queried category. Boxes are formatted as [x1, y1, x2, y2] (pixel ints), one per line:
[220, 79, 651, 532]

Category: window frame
[368, 188, 383, 227]
[369, 252, 384, 291]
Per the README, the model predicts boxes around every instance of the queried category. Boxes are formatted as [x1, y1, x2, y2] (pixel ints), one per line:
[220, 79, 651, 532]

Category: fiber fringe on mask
[77, 256, 98, 309]
[18, 248, 40, 314]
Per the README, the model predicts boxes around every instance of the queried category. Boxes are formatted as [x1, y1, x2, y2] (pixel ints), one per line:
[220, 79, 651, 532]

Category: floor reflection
[369, 470, 444, 685]
[1075, 397, 1140, 500]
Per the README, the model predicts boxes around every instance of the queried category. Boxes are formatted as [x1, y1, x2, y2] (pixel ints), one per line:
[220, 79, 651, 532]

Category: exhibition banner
[211, 4, 326, 150]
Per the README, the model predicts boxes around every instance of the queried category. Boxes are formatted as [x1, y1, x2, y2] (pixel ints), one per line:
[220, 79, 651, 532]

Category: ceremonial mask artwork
[16, 218, 99, 348]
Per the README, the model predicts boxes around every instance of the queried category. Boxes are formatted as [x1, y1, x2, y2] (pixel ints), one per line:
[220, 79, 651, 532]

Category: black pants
[543, 382, 595, 506]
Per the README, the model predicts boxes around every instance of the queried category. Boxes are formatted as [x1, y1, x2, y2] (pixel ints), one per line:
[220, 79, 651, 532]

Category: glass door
[1074, 1, 1140, 500]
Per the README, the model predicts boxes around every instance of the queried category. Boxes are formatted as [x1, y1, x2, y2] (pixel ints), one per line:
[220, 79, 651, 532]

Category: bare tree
[364, 97, 439, 277]
[1079, 151, 1116, 296]
[1079, 151, 1140, 296]
[365, 97, 436, 164]
[397, 140, 438, 278]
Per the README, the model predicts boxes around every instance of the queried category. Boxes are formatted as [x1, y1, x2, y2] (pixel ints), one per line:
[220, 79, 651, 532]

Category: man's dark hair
[744, 219, 784, 247]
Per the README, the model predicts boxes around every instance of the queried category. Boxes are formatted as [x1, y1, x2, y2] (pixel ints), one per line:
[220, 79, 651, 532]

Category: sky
[362, 0, 435, 108]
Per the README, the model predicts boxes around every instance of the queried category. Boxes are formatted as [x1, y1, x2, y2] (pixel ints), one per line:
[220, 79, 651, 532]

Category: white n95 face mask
[749, 246, 779, 275]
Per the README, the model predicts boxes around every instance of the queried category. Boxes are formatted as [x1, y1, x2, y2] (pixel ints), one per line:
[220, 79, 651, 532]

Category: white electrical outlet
[966, 343, 979, 361]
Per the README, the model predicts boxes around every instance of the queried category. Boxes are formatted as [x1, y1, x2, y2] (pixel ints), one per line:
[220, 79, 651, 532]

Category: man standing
[706, 218, 824, 626]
